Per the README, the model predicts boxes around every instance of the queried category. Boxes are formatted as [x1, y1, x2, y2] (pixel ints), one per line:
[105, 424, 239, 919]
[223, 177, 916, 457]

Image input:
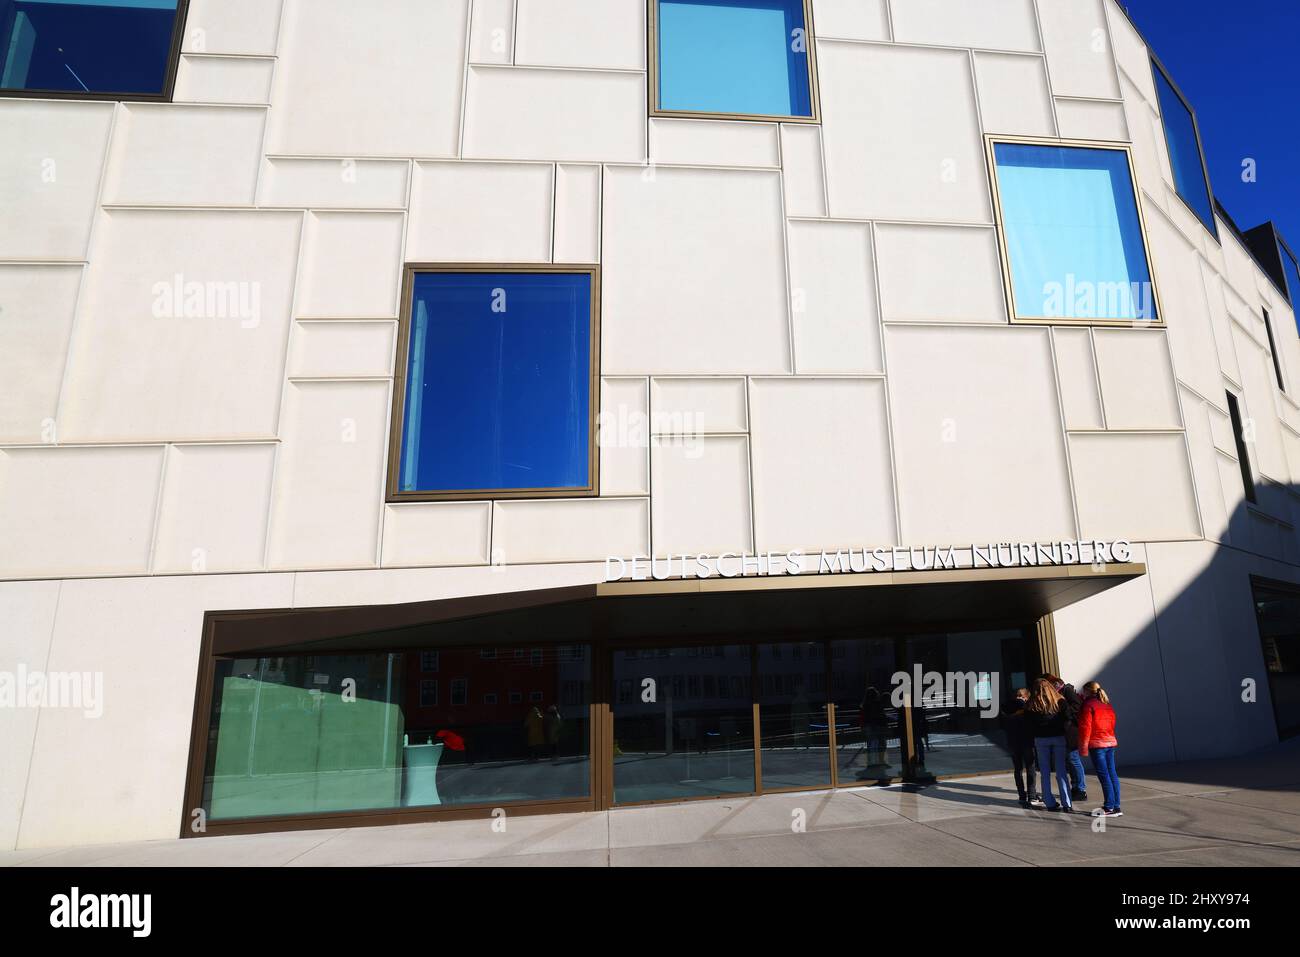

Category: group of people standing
[1004, 674, 1122, 817]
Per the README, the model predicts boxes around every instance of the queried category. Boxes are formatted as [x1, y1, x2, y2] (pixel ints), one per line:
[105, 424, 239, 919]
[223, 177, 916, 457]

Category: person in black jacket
[1002, 688, 1041, 808]
[1025, 678, 1073, 812]
[1043, 673, 1089, 802]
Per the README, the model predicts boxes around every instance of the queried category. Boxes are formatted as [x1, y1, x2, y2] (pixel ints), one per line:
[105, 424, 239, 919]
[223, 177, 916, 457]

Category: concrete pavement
[5, 741, 1298, 867]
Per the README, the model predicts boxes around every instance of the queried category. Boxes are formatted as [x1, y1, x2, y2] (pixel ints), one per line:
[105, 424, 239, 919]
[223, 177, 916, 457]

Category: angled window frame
[1149, 54, 1220, 243]
[386, 263, 602, 504]
[1262, 308, 1287, 393]
[1225, 390, 1257, 505]
[984, 134, 1165, 328]
[647, 0, 821, 124]
[0, 0, 190, 102]
[1278, 233, 1300, 309]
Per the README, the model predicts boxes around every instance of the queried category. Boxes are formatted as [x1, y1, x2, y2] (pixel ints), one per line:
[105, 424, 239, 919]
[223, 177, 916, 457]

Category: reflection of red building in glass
[401, 647, 573, 746]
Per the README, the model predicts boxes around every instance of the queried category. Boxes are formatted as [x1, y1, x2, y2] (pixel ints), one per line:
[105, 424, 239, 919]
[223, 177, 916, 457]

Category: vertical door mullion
[825, 639, 838, 788]
[751, 643, 763, 795]
[896, 636, 918, 780]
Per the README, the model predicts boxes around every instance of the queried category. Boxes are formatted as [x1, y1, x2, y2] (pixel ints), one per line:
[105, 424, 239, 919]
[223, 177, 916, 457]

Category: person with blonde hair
[1025, 677, 1072, 812]
[1078, 681, 1122, 818]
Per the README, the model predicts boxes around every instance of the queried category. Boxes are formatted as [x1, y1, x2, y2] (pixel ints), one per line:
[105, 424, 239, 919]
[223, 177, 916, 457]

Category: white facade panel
[885, 325, 1076, 544]
[270, 0, 468, 157]
[787, 221, 882, 373]
[749, 378, 896, 552]
[602, 166, 791, 374]
[58, 209, 302, 443]
[0, 101, 114, 261]
[818, 42, 991, 223]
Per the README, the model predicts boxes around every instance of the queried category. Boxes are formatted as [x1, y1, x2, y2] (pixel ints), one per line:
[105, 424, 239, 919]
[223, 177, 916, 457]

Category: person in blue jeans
[1078, 681, 1122, 817]
[1025, 678, 1072, 812]
[1043, 673, 1089, 802]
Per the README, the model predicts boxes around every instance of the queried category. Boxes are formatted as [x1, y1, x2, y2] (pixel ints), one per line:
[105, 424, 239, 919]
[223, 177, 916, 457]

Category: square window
[652, 0, 816, 120]
[990, 140, 1159, 324]
[391, 267, 599, 500]
[1, 0, 185, 98]
[420, 651, 439, 673]
[1152, 60, 1217, 238]
[419, 679, 438, 708]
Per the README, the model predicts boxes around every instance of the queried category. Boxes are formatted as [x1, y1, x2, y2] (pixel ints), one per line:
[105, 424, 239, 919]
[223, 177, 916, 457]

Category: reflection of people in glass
[544, 704, 563, 760]
[792, 683, 811, 749]
[861, 686, 889, 769]
[524, 705, 545, 762]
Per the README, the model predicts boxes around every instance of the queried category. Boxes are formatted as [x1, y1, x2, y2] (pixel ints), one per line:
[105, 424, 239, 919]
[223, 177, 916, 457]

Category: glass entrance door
[829, 637, 906, 784]
[610, 645, 755, 804]
[606, 626, 1040, 807]
[903, 630, 1031, 779]
[756, 641, 832, 790]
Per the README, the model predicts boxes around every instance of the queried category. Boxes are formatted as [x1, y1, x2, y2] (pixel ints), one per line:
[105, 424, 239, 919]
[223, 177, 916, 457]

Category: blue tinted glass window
[993, 142, 1157, 322]
[658, 0, 811, 117]
[1153, 64, 1216, 236]
[1280, 241, 1300, 313]
[0, 0, 181, 95]
[399, 272, 593, 495]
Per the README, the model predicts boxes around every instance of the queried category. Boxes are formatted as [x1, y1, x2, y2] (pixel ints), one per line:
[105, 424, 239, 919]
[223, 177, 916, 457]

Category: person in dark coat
[1002, 688, 1041, 808]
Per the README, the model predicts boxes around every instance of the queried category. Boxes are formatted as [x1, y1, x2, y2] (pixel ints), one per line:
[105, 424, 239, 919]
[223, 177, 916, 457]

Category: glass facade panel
[203, 647, 591, 821]
[756, 641, 830, 789]
[830, 638, 904, 783]
[1152, 63, 1217, 236]
[612, 645, 755, 803]
[0, 0, 181, 96]
[904, 630, 1030, 779]
[657, 0, 812, 118]
[398, 271, 593, 495]
[992, 142, 1157, 323]
[1252, 582, 1300, 738]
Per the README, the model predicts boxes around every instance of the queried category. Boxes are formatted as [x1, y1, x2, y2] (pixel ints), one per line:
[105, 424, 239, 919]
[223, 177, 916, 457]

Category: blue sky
[1121, 0, 1300, 244]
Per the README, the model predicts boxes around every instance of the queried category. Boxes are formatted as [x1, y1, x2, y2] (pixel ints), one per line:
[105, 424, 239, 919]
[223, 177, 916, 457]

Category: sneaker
[1071, 789, 1088, 801]
[1104, 808, 1123, 818]
[1029, 798, 1046, 808]
[1090, 807, 1108, 816]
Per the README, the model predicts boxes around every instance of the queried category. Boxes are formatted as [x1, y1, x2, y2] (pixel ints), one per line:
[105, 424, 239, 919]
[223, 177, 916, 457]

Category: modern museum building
[2, 0, 1300, 847]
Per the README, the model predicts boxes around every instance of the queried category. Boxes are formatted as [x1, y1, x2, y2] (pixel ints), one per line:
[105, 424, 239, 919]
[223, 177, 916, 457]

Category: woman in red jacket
[1077, 681, 1121, 817]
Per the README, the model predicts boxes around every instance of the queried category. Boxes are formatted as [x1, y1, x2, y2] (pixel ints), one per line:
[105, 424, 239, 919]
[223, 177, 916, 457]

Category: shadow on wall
[1054, 477, 1300, 775]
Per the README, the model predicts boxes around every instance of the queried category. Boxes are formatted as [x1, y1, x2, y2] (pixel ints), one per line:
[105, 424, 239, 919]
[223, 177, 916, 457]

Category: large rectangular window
[989, 139, 1159, 324]
[1152, 59, 1218, 239]
[0, 0, 185, 98]
[1251, 580, 1300, 739]
[390, 267, 599, 501]
[201, 647, 593, 822]
[652, 0, 816, 120]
